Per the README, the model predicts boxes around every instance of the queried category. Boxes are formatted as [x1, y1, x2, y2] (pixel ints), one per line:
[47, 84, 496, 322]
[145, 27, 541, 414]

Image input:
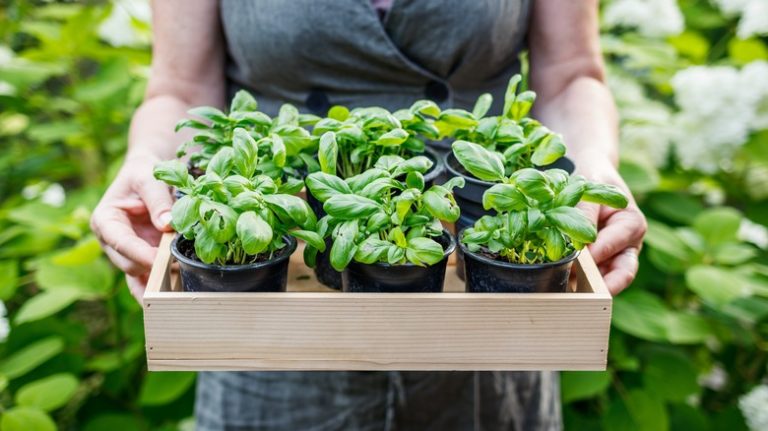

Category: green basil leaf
[174, 118, 209, 132]
[423, 190, 460, 222]
[305, 172, 352, 202]
[509, 90, 535, 120]
[153, 160, 191, 188]
[582, 183, 629, 209]
[323, 195, 381, 220]
[502, 74, 522, 119]
[345, 168, 389, 192]
[236, 211, 273, 255]
[277, 103, 299, 126]
[262, 194, 315, 229]
[554, 180, 586, 207]
[289, 229, 326, 252]
[199, 201, 238, 243]
[232, 128, 258, 177]
[277, 177, 305, 195]
[392, 156, 433, 177]
[409, 100, 441, 117]
[451, 140, 505, 182]
[507, 211, 527, 240]
[439, 176, 466, 192]
[360, 178, 402, 200]
[328, 105, 350, 121]
[194, 226, 226, 264]
[546, 206, 597, 244]
[318, 131, 338, 175]
[354, 235, 392, 264]
[531, 133, 566, 166]
[482, 183, 527, 212]
[330, 220, 358, 271]
[375, 128, 409, 146]
[230, 90, 258, 112]
[270, 133, 287, 167]
[527, 208, 545, 231]
[541, 228, 567, 262]
[406, 237, 445, 266]
[438, 109, 478, 128]
[374, 155, 405, 171]
[512, 168, 554, 201]
[188, 106, 228, 123]
[472, 93, 493, 119]
[170, 195, 200, 235]
[406, 171, 425, 190]
[206, 146, 234, 177]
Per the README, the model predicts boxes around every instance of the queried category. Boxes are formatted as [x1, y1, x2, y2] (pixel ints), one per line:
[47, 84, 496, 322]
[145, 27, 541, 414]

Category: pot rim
[443, 152, 495, 187]
[456, 227, 580, 270]
[350, 229, 456, 269]
[171, 234, 297, 272]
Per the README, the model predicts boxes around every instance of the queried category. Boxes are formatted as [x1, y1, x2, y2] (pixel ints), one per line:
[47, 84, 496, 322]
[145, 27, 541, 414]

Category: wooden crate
[144, 232, 612, 371]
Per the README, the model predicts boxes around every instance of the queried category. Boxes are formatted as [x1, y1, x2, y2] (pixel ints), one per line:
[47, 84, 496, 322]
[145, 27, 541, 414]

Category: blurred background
[0, 0, 767, 430]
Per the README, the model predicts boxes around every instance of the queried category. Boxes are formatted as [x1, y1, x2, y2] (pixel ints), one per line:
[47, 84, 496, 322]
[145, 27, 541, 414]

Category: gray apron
[196, 1, 562, 430]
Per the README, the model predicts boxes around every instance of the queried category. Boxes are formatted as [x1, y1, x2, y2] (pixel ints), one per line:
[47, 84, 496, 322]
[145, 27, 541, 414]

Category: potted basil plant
[304, 158, 464, 292]
[153, 128, 324, 292]
[441, 74, 571, 226]
[305, 101, 447, 288]
[175, 89, 318, 192]
[453, 140, 628, 293]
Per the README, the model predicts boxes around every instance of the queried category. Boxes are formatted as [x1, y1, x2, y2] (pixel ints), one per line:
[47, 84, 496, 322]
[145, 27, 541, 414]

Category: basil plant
[454, 140, 628, 264]
[304, 155, 465, 271]
[154, 128, 325, 266]
[437, 74, 567, 176]
[311, 99, 453, 178]
[175, 90, 320, 179]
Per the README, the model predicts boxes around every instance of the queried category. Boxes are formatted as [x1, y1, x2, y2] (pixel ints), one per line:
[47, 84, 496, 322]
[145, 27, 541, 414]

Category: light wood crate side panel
[144, 294, 611, 370]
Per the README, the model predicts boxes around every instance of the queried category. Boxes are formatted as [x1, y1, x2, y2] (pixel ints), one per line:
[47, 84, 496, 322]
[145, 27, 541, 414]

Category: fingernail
[159, 211, 172, 227]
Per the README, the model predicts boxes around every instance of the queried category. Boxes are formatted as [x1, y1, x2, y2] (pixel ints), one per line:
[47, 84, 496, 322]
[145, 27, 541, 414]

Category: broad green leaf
[546, 207, 597, 244]
[642, 349, 699, 403]
[392, 156, 433, 177]
[561, 371, 611, 403]
[619, 157, 660, 194]
[84, 414, 144, 431]
[138, 372, 196, 406]
[330, 221, 358, 271]
[423, 190, 460, 223]
[0, 259, 19, 301]
[692, 207, 741, 247]
[509, 90, 535, 120]
[14, 288, 82, 324]
[230, 89, 258, 112]
[232, 128, 258, 177]
[713, 243, 757, 265]
[16, 373, 78, 411]
[35, 257, 113, 299]
[375, 128, 409, 146]
[270, 133, 286, 167]
[482, 183, 527, 212]
[472, 93, 493, 119]
[503, 74, 522, 118]
[277, 103, 299, 126]
[513, 169, 554, 202]
[206, 146, 234, 177]
[685, 265, 750, 307]
[0, 337, 64, 379]
[1, 407, 56, 431]
[582, 183, 628, 209]
[289, 230, 326, 252]
[613, 289, 709, 344]
[318, 131, 338, 175]
[405, 171, 425, 190]
[345, 168, 389, 191]
[188, 106, 227, 123]
[438, 109, 478, 127]
[194, 226, 225, 264]
[405, 237, 445, 266]
[531, 134, 566, 166]
[541, 228, 567, 261]
[262, 194, 315, 228]
[602, 389, 669, 431]
[305, 172, 352, 202]
[409, 100, 441, 117]
[323, 195, 381, 220]
[199, 201, 237, 243]
[153, 160, 190, 188]
[170, 195, 200, 235]
[328, 105, 350, 121]
[554, 181, 586, 207]
[236, 212, 273, 255]
[451, 140, 505, 182]
[354, 236, 392, 264]
[644, 221, 695, 273]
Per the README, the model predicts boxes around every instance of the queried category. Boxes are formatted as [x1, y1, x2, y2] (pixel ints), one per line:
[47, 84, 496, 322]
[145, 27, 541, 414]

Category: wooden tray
[143, 232, 612, 371]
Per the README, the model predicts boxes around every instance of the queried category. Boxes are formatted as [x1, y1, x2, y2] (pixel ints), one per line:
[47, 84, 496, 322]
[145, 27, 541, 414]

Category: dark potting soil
[176, 237, 285, 266]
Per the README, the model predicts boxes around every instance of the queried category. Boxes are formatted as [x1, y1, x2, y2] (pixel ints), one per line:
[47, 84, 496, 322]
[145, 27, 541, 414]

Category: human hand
[574, 155, 647, 295]
[90, 153, 174, 301]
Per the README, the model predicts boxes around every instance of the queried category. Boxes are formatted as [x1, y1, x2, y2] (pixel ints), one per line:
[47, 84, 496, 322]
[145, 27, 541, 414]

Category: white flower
[0, 302, 9, 342]
[98, 0, 152, 47]
[699, 364, 728, 391]
[739, 384, 768, 431]
[713, 0, 768, 39]
[739, 218, 768, 249]
[0, 80, 15, 96]
[741, 61, 768, 130]
[41, 183, 66, 208]
[604, 0, 684, 37]
[0, 45, 13, 67]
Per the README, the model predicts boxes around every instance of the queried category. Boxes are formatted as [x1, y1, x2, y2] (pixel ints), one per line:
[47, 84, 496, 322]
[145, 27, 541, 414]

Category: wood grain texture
[144, 232, 612, 371]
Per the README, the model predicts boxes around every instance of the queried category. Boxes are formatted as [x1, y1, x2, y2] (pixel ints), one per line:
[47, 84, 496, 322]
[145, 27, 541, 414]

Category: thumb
[136, 177, 174, 231]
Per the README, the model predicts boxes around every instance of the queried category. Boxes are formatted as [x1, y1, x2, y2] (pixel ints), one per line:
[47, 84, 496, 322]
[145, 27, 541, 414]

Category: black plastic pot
[342, 231, 456, 292]
[171, 235, 297, 292]
[305, 148, 446, 290]
[458, 230, 579, 293]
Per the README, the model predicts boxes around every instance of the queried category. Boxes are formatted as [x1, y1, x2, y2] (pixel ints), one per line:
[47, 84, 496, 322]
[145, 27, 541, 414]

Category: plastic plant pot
[458, 229, 578, 293]
[171, 235, 297, 292]
[341, 230, 456, 292]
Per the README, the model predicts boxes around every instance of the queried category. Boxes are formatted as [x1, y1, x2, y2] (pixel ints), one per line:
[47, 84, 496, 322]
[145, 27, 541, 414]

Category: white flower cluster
[669, 61, 768, 173]
[739, 218, 768, 249]
[603, 0, 684, 37]
[98, 0, 152, 47]
[22, 182, 66, 207]
[739, 384, 768, 431]
[713, 0, 768, 39]
[0, 302, 8, 342]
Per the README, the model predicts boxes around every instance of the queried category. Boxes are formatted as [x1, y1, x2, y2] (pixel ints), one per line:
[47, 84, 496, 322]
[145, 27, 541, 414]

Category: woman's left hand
[575, 156, 647, 295]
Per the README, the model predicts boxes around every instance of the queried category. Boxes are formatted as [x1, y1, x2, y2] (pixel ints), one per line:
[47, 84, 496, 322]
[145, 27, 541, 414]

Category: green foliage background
[0, 1, 766, 430]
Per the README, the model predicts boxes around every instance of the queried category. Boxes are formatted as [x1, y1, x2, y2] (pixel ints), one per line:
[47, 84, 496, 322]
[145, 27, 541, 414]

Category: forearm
[532, 76, 620, 172]
[126, 95, 193, 161]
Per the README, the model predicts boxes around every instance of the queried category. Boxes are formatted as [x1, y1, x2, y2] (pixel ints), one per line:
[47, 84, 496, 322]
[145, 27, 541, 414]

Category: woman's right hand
[91, 152, 175, 300]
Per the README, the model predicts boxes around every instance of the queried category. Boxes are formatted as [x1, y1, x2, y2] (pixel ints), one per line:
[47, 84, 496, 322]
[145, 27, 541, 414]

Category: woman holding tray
[91, 1, 647, 430]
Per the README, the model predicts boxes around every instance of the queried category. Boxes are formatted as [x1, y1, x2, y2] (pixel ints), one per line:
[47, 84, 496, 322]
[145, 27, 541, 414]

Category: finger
[126, 274, 148, 303]
[603, 248, 640, 296]
[92, 207, 157, 269]
[135, 177, 174, 231]
[589, 209, 647, 265]
[102, 243, 149, 276]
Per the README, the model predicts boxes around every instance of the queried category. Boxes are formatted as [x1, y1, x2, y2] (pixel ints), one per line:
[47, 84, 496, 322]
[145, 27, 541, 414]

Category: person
[91, 1, 647, 429]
